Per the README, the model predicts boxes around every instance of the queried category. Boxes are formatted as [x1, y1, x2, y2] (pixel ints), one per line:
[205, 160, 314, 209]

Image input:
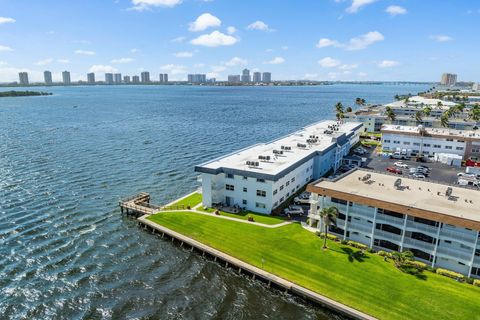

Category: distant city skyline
[0, 1, 479, 82]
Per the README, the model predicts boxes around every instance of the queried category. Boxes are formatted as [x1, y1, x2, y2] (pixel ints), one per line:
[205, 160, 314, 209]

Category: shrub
[368, 248, 376, 254]
[316, 232, 339, 241]
[465, 277, 474, 285]
[340, 240, 348, 245]
[377, 250, 391, 257]
[426, 266, 437, 273]
[405, 260, 427, 270]
[436, 268, 464, 280]
[247, 215, 254, 222]
[473, 280, 480, 287]
[347, 241, 368, 250]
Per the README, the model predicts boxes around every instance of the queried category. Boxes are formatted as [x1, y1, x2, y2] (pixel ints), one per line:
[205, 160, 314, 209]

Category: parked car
[457, 172, 476, 178]
[294, 192, 311, 205]
[390, 152, 408, 160]
[418, 165, 431, 172]
[412, 173, 426, 179]
[284, 205, 304, 215]
[386, 167, 402, 174]
[394, 161, 409, 168]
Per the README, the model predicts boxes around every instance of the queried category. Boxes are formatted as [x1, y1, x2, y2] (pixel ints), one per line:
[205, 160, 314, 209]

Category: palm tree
[346, 106, 353, 113]
[335, 102, 344, 114]
[319, 206, 339, 249]
[469, 106, 480, 121]
[355, 98, 366, 106]
[385, 106, 396, 122]
[437, 101, 443, 108]
[456, 103, 465, 113]
[391, 250, 414, 268]
[440, 114, 449, 128]
[415, 111, 423, 123]
[423, 106, 432, 117]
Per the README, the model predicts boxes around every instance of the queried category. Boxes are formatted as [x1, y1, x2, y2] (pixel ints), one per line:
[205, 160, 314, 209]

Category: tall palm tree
[335, 102, 344, 114]
[319, 206, 339, 249]
[437, 101, 443, 108]
[469, 106, 480, 121]
[346, 106, 353, 113]
[415, 111, 423, 123]
[456, 103, 465, 113]
[385, 106, 396, 122]
[355, 97, 366, 106]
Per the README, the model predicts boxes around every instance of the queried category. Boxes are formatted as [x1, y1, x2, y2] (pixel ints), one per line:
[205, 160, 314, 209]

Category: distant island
[0, 90, 52, 97]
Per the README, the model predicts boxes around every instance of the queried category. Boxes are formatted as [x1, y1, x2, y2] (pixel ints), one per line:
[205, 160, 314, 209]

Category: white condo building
[381, 124, 480, 160]
[307, 169, 480, 277]
[195, 121, 362, 214]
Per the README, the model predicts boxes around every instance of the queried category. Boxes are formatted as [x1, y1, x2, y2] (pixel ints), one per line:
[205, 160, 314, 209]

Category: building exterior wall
[308, 195, 480, 277]
[382, 132, 467, 158]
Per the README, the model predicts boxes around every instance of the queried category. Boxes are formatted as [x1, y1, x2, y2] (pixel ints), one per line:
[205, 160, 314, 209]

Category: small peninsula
[0, 90, 52, 97]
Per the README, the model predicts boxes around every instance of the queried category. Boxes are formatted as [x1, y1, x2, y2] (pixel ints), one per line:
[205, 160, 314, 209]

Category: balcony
[323, 201, 347, 213]
[348, 221, 373, 234]
[374, 229, 402, 244]
[439, 228, 477, 244]
[405, 221, 438, 237]
[349, 205, 375, 219]
[473, 255, 480, 266]
[376, 214, 405, 227]
[403, 237, 435, 253]
[436, 246, 473, 263]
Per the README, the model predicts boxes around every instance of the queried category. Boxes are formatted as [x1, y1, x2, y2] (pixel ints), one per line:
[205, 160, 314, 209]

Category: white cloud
[57, 59, 70, 64]
[225, 56, 247, 67]
[189, 13, 221, 32]
[130, 48, 140, 53]
[316, 38, 340, 48]
[378, 60, 399, 68]
[0, 17, 16, 24]
[357, 72, 368, 77]
[386, 5, 407, 16]
[211, 65, 227, 72]
[160, 64, 187, 75]
[318, 57, 341, 68]
[316, 31, 383, 50]
[173, 51, 194, 58]
[281, 46, 289, 50]
[339, 63, 358, 70]
[130, 0, 182, 11]
[0, 45, 13, 52]
[190, 30, 238, 47]
[247, 20, 274, 32]
[89, 65, 118, 73]
[227, 26, 237, 34]
[346, 0, 377, 13]
[304, 73, 319, 80]
[75, 50, 96, 56]
[34, 58, 54, 66]
[345, 31, 384, 50]
[111, 57, 135, 64]
[171, 36, 186, 43]
[430, 35, 453, 42]
[265, 57, 285, 64]
[194, 63, 205, 68]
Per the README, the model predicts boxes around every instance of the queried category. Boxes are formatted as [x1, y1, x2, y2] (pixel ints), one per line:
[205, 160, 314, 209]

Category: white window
[257, 178, 265, 183]
[226, 184, 234, 191]
[445, 146, 452, 150]
[273, 189, 278, 195]
[456, 147, 464, 150]
[256, 202, 266, 209]
[243, 187, 247, 192]
[226, 173, 234, 179]
[286, 181, 290, 186]
[242, 199, 247, 205]
[280, 185, 284, 191]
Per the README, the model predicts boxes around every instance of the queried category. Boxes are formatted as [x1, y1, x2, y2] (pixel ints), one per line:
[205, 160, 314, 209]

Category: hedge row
[436, 268, 464, 280]
[347, 241, 368, 250]
[474, 280, 480, 287]
[316, 232, 339, 241]
[405, 260, 427, 270]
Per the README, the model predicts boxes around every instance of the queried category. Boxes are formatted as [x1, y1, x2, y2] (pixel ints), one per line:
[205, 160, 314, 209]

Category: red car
[386, 167, 402, 174]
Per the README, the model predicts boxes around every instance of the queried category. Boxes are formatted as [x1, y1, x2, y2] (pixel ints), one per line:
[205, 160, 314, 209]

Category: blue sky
[0, 0, 479, 82]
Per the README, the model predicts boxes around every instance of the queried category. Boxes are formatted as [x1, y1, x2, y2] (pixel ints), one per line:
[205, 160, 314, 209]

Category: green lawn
[147, 211, 480, 320]
[169, 192, 203, 208]
[197, 206, 286, 225]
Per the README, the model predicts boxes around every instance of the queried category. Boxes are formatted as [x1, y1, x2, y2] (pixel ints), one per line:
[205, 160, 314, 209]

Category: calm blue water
[0, 84, 429, 319]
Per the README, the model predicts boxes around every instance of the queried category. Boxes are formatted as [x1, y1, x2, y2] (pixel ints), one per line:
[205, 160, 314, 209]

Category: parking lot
[360, 148, 462, 185]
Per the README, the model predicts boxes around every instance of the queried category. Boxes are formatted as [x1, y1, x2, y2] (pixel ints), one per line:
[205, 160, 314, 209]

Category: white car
[284, 205, 304, 216]
[412, 173, 426, 179]
[394, 161, 409, 168]
[457, 172, 476, 178]
[294, 192, 311, 205]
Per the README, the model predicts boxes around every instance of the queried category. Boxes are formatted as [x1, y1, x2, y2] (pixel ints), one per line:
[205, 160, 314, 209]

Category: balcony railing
[439, 228, 477, 244]
[349, 205, 375, 219]
[405, 221, 438, 237]
[436, 246, 473, 263]
[403, 237, 435, 253]
[374, 229, 402, 243]
[348, 221, 373, 234]
[376, 214, 405, 227]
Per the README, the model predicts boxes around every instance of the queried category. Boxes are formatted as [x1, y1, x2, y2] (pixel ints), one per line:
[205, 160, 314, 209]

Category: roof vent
[394, 178, 402, 189]
[446, 187, 453, 197]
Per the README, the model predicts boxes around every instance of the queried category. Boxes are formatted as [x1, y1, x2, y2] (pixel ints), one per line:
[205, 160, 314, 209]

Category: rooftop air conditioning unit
[446, 187, 453, 197]
[394, 178, 402, 189]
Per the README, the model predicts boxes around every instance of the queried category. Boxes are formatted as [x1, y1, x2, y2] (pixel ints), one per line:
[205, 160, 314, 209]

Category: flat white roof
[384, 96, 456, 109]
[381, 124, 480, 140]
[196, 120, 362, 177]
[311, 169, 480, 223]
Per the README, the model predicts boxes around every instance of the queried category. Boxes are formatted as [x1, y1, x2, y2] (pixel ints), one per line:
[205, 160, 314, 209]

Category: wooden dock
[136, 214, 377, 320]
